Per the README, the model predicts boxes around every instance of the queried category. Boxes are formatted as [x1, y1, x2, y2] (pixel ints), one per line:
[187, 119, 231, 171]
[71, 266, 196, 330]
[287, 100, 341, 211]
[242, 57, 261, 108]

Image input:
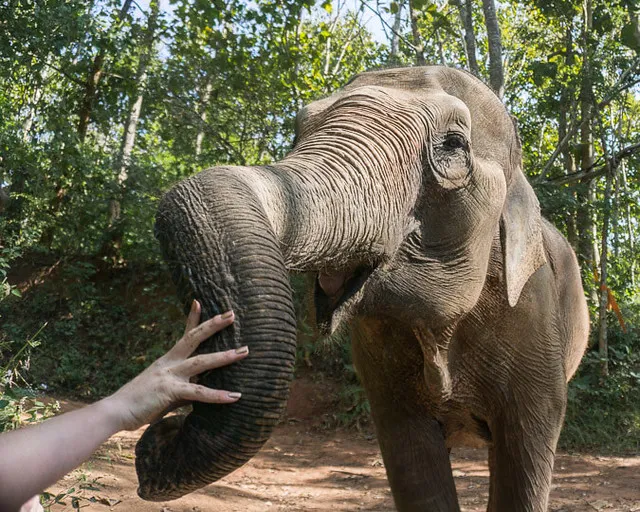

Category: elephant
[134, 66, 589, 512]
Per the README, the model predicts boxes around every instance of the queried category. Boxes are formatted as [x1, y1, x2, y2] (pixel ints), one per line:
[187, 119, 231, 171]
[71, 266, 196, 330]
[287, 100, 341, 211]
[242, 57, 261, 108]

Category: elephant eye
[441, 133, 468, 152]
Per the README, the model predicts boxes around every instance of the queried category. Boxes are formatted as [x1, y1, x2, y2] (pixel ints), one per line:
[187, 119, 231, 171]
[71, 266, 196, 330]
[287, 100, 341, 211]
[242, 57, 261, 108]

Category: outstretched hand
[3, 299, 248, 512]
[104, 300, 248, 431]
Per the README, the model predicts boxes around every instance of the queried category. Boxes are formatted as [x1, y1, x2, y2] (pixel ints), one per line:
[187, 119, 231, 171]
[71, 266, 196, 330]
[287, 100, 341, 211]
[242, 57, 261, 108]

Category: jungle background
[0, 0, 639, 503]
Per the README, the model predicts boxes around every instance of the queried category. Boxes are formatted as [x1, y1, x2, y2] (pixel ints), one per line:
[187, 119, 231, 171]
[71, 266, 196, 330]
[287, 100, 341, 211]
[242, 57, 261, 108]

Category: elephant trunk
[135, 168, 297, 500]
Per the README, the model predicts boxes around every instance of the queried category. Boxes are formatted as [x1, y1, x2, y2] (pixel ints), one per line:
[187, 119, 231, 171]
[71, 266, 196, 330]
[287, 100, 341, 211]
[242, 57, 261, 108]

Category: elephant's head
[135, 66, 547, 500]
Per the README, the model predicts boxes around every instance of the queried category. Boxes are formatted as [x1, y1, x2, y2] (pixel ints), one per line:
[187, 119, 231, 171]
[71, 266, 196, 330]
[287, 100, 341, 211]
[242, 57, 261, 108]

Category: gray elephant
[134, 66, 589, 512]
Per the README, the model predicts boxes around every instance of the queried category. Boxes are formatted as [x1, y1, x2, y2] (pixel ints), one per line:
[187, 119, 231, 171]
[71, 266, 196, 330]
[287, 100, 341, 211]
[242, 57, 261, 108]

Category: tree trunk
[102, 0, 159, 259]
[77, 0, 133, 141]
[22, 69, 48, 142]
[577, 0, 595, 273]
[408, 0, 426, 66]
[621, 163, 636, 287]
[195, 78, 213, 159]
[458, 0, 479, 75]
[435, 29, 446, 66]
[0, 186, 9, 214]
[389, 1, 403, 64]
[560, 27, 578, 249]
[597, 167, 613, 379]
[481, 0, 504, 98]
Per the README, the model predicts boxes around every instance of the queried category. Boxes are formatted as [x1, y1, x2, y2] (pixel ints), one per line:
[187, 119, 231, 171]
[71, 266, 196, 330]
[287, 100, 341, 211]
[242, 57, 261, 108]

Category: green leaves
[621, 22, 640, 52]
[530, 60, 558, 85]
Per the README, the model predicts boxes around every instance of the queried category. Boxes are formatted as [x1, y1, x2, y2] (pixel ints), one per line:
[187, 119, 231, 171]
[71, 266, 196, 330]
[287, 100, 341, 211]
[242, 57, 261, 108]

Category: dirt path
[45, 377, 640, 512]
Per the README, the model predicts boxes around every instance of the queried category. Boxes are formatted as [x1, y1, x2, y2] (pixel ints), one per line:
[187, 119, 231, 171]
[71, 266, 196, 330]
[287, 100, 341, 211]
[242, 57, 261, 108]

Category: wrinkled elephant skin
[138, 66, 589, 512]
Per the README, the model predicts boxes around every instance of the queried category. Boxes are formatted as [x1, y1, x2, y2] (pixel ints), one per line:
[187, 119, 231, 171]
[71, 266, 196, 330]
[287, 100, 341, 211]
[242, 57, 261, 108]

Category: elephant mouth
[314, 264, 376, 333]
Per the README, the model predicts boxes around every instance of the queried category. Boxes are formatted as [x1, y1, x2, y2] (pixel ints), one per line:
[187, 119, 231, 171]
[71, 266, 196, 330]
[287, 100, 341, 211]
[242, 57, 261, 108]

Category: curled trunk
[135, 169, 297, 500]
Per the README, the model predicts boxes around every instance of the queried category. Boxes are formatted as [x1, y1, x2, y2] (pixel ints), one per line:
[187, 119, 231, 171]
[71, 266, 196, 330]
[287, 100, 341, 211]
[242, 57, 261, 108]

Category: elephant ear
[500, 169, 547, 307]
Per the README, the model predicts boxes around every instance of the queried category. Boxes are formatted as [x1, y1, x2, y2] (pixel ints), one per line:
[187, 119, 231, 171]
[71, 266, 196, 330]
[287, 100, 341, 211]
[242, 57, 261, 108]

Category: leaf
[322, 0, 332, 14]
[96, 496, 121, 506]
[390, 2, 399, 14]
[621, 23, 640, 52]
[530, 61, 557, 85]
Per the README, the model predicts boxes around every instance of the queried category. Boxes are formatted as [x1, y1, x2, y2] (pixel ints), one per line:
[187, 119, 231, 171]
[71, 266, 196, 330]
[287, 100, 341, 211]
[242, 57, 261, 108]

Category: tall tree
[116, 0, 160, 182]
[408, 0, 427, 65]
[576, 0, 596, 274]
[481, 0, 504, 98]
[454, 0, 480, 75]
[103, 0, 161, 258]
[77, 0, 134, 141]
[195, 78, 213, 159]
[389, 1, 404, 64]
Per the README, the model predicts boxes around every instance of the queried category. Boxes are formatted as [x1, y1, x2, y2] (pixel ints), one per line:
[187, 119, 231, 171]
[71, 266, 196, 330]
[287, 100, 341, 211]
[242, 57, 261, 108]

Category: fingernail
[235, 346, 249, 355]
[191, 300, 198, 312]
[221, 310, 234, 320]
[227, 392, 242, 399]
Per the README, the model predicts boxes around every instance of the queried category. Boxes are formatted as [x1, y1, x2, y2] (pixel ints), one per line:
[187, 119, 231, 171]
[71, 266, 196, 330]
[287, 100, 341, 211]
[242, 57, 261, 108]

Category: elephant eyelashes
[427, 132, 472, 190]
[441, 132, 468, 152]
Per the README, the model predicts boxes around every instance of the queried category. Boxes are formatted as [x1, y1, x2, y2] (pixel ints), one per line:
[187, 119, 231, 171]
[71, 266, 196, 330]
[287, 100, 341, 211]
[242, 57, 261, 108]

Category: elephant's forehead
[344, 66, 446, 91]
[298, 83, 471, 131]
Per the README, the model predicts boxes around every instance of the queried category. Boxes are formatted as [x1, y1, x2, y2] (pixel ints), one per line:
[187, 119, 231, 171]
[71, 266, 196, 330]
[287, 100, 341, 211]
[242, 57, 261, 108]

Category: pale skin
[0, 300, 247, 512]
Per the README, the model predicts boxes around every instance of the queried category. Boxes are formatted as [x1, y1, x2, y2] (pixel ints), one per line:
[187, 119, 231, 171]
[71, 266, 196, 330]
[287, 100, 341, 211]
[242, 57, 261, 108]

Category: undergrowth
[2, 255, 640, 453]
[1, 247, 60, 432]
[0, 255, 185, 399]
[560, 311, 640, 454]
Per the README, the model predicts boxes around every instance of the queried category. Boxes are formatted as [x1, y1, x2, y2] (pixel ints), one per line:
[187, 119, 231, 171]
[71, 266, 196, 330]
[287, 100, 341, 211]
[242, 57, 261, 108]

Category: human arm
[0, 301, 247, 512]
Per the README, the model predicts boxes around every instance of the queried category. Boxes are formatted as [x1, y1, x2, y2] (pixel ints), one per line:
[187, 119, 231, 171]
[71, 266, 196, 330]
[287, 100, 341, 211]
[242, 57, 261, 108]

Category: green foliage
[0, 251, 59, 432]
[0, 0, 639, 453]
[0, 258, 185, 398]
[561, 313, 640, 453]
[40, 472, 104, 511]
[1, 246, 22, 300]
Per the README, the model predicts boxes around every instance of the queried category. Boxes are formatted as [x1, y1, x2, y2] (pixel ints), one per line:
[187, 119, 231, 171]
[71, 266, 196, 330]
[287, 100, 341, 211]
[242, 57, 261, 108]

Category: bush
[561, 313, 640, 454]
[0, 257, 185, 399]
[0, 248, 59, 432]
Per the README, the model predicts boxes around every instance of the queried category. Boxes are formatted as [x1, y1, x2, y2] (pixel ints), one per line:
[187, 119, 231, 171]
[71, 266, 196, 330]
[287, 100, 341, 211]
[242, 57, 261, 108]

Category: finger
[183, 300, 201, 337]
[174, 346, 249, 378]
[176, 382, 242, 404]
[173, 311, 235, 358]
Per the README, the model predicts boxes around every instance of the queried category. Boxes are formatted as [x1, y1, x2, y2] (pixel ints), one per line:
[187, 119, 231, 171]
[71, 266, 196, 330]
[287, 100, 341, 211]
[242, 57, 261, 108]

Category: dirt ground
[45, 376, 640, 512]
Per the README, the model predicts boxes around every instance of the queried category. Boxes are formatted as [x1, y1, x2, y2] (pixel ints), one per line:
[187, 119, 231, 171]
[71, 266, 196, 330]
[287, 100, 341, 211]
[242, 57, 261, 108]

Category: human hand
[104, 300, 248, 431]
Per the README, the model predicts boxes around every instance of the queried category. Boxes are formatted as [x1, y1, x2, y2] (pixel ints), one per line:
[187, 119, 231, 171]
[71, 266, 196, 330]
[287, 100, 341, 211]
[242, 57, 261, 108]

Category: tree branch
[360, 0, 418, 52]
[163, 96, 246, 164]
[541, 141, 640, 186]
[534, 56, 640, 183]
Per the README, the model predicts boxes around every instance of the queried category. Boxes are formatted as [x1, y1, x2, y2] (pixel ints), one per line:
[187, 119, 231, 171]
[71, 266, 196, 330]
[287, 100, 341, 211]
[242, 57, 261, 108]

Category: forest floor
[45, 374, 640, 512]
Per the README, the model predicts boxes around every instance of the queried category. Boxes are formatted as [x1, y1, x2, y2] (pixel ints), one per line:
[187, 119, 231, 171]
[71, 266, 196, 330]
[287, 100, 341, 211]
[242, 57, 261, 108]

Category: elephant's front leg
[487, 378, 566, 512]
[352, 323, 460, 512]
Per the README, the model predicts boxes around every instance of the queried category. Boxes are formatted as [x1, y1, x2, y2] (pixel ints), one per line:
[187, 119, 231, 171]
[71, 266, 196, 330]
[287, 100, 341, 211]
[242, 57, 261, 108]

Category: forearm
[0, 398, 123, 511]
[0, 305, 243, 511]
